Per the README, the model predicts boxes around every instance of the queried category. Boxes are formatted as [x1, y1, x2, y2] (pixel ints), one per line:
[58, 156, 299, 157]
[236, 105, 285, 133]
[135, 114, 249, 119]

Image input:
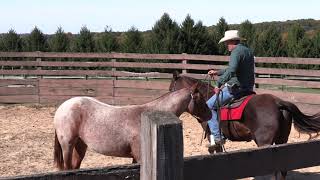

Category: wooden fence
[3, 111, 320, 180]
[0, 52, 319, 113]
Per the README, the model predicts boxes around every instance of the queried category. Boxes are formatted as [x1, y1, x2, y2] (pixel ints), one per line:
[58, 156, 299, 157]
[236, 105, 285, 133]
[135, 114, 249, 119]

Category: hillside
[208, 18, 320, 36]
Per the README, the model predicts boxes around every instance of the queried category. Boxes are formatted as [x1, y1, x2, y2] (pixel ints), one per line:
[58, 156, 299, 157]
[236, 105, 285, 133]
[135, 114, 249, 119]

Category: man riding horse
[206, 30, 255, 150]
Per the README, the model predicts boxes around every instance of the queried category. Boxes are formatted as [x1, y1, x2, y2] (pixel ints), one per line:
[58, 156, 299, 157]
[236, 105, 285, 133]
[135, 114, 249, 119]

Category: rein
[203, 75, 226, 152]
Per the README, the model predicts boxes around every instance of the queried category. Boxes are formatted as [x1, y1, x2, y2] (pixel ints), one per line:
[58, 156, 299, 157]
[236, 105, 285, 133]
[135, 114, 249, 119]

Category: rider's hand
[208, 70, 218, 77]
[214, 87, 220, 94]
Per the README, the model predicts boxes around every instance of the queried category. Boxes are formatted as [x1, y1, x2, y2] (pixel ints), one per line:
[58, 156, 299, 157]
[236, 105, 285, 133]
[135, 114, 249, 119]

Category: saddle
[219, 92, 256, 121]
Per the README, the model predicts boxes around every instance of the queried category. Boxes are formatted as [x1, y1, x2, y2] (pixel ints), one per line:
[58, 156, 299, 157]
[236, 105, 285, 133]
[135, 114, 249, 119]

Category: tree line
[0, 13, 320, 62]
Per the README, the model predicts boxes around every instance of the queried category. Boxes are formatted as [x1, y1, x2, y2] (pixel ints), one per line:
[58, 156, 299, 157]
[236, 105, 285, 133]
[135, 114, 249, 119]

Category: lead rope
[200, 74, 211, 146]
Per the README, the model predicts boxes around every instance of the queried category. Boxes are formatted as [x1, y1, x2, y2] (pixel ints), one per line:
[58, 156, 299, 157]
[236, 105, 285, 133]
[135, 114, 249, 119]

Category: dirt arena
[1, 105, 320, 179]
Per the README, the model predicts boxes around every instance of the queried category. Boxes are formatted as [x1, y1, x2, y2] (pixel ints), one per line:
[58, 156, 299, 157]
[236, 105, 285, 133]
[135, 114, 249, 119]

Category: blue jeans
[206, 86, 234, 141]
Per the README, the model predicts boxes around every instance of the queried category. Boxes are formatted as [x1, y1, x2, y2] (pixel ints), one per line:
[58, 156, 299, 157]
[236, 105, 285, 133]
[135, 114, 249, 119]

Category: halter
[172, 80, 177, 91]
[189, 91, 202, 122]
[171, 75, 210, 123]
[172, 75, 225, 151]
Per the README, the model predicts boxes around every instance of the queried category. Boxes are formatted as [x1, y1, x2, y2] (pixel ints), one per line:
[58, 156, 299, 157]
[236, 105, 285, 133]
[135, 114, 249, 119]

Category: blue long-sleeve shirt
[216, 44, 255, 91]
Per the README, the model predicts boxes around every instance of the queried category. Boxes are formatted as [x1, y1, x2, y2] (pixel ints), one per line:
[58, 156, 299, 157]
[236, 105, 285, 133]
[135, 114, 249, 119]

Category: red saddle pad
[220, 95, 254, 121]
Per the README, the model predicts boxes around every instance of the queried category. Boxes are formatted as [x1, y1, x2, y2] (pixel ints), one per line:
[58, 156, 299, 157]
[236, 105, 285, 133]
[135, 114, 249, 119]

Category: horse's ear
[173, 70, 180, 80]
[190, 82, 199, 93]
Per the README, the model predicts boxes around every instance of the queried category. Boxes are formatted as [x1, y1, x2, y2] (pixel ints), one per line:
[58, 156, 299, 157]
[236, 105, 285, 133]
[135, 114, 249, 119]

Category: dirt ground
[1, 105, 320, 179]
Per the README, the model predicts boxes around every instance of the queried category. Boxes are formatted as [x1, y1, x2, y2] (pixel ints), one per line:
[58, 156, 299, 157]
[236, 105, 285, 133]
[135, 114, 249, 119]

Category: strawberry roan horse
[169, 72, 320, 179]
[53, 85, 211, 170]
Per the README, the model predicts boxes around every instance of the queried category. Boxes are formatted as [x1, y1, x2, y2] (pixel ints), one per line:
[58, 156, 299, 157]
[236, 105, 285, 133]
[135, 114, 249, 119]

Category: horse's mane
[180, 75, 213, 87]
[82, 97, 122, 108]
[179, 75, 215, 90]
[149, 88, 188, 103]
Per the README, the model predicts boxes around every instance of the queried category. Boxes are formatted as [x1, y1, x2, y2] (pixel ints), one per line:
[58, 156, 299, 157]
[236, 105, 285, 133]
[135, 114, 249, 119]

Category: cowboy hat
[218, 30, 242, 44]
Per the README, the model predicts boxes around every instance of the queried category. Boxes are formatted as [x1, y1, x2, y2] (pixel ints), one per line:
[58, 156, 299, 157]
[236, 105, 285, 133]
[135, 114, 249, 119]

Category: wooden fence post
[111, 58, 116, 105]
[36, 57, 42, 79]
[111, 58, 117, 79]
[36, 52, 42, 104]
[182, 53, 187, 74]
[140, 111, 183, 180]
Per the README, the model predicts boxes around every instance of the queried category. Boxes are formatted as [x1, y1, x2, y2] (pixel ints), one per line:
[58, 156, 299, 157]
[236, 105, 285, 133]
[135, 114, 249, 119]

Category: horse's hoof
[208, 146, 215, 154]
[207, 144, 223, 154]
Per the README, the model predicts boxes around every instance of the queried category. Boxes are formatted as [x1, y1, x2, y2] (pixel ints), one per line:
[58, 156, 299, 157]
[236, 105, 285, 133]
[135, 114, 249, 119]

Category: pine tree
[239, 20, 255, 48]
[1, 29, 22, 52]
[73, 26, 95, 52]
[296, 36, 313, 58]
[294, 36, 315, 69]
[150, 13, 180, 54]
[0, 36, 3, 51]
[26, 27, 47, 51]
[178, 14, 195, 53]
[310, 31, 320, 58]
[287, 24, 305, 57]
[254, 25, 285, 57]
[121, 26, 142, 53]
[141, 32, 154, 53]
[48, 27, 69, 52]
[216, 17, 229, 55]
[310, 31, 320, 70]
[178, 14, 211, 54]
[95, 26, 118, 52]
[193, 21, 212, 54]
[207, 31, 219, 55]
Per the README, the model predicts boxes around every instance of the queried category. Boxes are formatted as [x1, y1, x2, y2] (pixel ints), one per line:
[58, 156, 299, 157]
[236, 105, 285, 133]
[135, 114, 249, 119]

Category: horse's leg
[61, 143, 73, 170]
[71, 138, 87, 169]
[255, 111, 291, 180]
[254, 129, 276, 147]
[275, 110, 292, 145]
[273, 110, 292, 180]
[252, 111, 281, 180]
[58, 132, 78, 170]
[214, 145, 223, 153]
[60, 141, 75, 170]
[54, 132, 64, 170]
[130, 137, 140, 163]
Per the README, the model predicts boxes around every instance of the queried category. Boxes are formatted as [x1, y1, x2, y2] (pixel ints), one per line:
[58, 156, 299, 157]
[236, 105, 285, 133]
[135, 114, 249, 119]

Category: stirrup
[209, 135, 225, 145]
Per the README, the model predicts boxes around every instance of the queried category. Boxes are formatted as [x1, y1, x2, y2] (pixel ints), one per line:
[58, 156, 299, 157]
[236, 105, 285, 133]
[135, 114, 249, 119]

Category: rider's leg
[207, 110, 221, 144]
[206, 86, 234, 144]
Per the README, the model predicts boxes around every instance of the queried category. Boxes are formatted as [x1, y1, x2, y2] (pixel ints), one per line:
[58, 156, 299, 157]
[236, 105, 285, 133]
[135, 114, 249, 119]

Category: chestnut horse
[54, 85, 211, 170]
[169, 72, 320, 180]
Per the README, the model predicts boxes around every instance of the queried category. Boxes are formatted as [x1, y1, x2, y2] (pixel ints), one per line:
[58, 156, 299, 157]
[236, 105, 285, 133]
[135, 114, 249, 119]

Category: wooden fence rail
[1, 52, 320, 65]
[0, 52, 319, 113]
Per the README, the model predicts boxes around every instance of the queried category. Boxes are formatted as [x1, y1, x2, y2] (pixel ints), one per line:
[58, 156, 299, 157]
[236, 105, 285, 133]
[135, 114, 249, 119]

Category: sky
[1, 0, 320, 34]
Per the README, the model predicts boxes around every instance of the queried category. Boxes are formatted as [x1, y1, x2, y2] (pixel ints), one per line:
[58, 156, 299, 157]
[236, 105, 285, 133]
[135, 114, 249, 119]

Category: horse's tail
[277, 99, 320, 135]
[54, 131, 64, 170]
